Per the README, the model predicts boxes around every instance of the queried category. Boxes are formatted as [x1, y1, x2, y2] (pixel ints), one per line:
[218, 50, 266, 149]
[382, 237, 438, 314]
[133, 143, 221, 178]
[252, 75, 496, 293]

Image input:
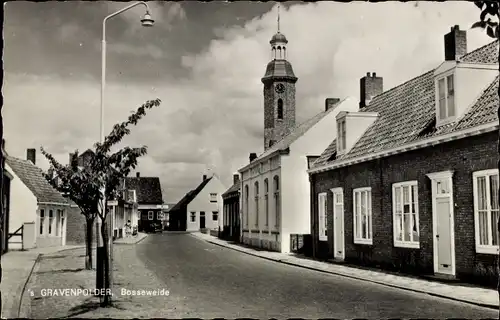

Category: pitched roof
[169, 177, 213, 212]
[125, 177, 163, 204]
[313, 40, 499, 169]
[5, 156, 69, 204]
[222, 181, 240, 198]
[252, 99, 343, 164]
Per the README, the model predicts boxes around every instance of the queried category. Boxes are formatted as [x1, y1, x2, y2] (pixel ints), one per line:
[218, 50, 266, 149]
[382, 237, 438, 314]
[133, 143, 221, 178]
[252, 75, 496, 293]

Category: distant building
[169, 174, 226, 232]
[221, 173, 241, 242]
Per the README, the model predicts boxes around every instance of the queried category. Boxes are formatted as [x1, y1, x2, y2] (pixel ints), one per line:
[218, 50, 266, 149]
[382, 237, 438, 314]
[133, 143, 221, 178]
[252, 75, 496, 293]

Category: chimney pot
[359, 73, 383, 108]
[136, 172, 140, 178]
[26, 148, 36, 165]
[444, 25, 467, 61]
[325, 98, 341, 111]
[203, 174, 207, 181]
[366, 72, 370, 77]
[249, 153, 258, 163]
[233, 174, 240, 185]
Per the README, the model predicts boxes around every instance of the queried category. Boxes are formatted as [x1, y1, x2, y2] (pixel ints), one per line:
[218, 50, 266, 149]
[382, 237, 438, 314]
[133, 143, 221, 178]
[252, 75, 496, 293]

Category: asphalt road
[131, 232, 498, 318]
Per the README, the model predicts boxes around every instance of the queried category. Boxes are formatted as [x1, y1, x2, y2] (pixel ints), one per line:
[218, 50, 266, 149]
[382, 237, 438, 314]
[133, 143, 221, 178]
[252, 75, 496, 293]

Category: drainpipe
[309, 173, 317, 258]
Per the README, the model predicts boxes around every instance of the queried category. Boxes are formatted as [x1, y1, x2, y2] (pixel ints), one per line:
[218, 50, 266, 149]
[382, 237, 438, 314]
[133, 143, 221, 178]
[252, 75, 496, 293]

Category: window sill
[394, 241, 420, 249]
[354, 238, 372, 245]
[476, 246, 499, 255]
[319, 236, 327, 242]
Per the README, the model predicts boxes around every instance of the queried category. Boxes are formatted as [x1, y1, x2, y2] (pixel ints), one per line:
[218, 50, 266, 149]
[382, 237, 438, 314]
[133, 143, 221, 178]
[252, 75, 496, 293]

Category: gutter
[308, 122, 498, 175]
[38, 201, 71, 206]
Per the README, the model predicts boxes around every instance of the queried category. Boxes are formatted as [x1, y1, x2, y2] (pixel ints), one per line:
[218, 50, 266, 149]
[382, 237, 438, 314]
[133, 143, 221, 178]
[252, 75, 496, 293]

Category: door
[332, 188, 345, 261]
[200, 211, 206, 229]
[427, 171, 455, 276]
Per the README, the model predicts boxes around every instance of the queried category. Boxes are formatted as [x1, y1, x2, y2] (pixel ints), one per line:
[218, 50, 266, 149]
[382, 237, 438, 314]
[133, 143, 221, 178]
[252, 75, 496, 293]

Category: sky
[3, 1, 494, 203]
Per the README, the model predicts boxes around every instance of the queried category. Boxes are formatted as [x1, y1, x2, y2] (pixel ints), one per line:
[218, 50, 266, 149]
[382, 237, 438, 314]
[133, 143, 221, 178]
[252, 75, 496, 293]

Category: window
[254, 182, 259, 227]
[318, 193, 328, 241]
[273, 176, 280, 228]
[437, 74, 455, 123]
[277, 99, 283, 120]
[148, 211, 154, 220]
[212, 211, 218, 221]
[264, 179, 269, 227]
[392, 181, 420, 248]
[39, 209, 45, 235]
[127, 190, 137, 202]
[190, 212, 196, 222]
[48, 210, 54, 235]
[337, 118, 346, 152]
[473, 169, 500, 254]
[210, 193, 217, 203]
[157, 212, 164, 220]
[244, 185, 249, 228]
[56, 209, 61, 236]
[353, 188, 372, 245]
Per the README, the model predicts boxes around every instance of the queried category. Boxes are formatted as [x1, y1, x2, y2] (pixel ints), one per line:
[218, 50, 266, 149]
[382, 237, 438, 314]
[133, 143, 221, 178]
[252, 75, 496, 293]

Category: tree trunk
[85, 217, 94, 270]
[100, 219, 112, 306]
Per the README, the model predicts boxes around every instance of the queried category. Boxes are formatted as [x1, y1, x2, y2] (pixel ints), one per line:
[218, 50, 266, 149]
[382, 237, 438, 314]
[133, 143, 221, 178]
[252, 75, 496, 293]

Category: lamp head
[141, 12, 154, 27]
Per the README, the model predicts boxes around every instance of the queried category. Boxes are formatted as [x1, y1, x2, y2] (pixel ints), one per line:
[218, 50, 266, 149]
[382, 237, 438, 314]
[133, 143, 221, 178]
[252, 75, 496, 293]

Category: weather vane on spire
[277, 3, 280, 33]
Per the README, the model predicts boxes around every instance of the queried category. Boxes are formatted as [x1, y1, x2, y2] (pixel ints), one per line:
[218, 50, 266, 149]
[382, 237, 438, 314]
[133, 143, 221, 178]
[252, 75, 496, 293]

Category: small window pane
[479, 211, 489, 245]
[477, 177, 487, 210]
[395, 213, 403, 241]
[412, 213, 419, 242]
[403, 213, 411, 242]
[492, 210, 499, 246]
[490, 175, 499, 210]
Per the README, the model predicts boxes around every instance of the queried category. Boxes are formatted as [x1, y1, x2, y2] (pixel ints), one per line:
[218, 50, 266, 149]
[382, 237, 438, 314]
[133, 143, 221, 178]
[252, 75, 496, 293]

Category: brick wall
[311, 131, 498, 284]
[66, 206, 96, 245]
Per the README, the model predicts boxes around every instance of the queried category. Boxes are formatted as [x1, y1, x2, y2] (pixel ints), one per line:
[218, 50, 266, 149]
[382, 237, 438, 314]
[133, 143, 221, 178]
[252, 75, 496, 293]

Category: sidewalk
[114, 232, 148, 245]
[190, 232, 499, 310]
[1, 245, 84, 319]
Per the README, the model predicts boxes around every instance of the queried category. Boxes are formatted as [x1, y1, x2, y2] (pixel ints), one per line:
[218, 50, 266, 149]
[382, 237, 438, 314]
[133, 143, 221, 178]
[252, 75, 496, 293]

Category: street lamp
[97, 1, 154, 302]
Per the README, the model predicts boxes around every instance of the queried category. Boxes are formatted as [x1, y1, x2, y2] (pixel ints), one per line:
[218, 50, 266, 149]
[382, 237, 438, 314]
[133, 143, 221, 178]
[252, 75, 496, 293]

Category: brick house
[125, 172, 163, 233]
[221, 174, 241, 242]
[308, 26, 499, 286]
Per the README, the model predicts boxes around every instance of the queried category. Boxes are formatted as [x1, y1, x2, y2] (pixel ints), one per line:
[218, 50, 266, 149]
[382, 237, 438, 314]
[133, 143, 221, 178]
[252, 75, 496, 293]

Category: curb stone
[18, 254, 42, 318]
[194, 235, 498, 311]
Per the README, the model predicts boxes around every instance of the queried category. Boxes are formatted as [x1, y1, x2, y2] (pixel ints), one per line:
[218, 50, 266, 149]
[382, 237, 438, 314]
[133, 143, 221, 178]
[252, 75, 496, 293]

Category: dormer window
[337, 118, 346, 153]
[436, 74, 455, 124]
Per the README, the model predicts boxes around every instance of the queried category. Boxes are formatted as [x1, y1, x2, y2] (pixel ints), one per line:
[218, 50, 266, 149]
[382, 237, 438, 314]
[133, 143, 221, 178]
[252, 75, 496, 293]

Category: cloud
[4, 2, 493, 203]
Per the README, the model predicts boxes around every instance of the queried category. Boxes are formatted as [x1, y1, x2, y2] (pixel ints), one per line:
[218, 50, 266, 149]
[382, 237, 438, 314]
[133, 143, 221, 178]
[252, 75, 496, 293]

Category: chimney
[26, 148, 36, 165]
[69, 153, 75, 165]
[249, 152, 257, 163]
[136, 172, 140, 178]
[203, 174, 207, 181]
[359, 72, 383, 108]
[233, 174, 240, 185]
[444, 25, 467, 61]
[325, 98, 340, 111]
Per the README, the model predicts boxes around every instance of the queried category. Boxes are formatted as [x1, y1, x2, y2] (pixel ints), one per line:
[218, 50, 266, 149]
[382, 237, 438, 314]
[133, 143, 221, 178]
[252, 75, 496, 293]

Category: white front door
[427, 171, 455, 276]
[332, 188, 345, 261]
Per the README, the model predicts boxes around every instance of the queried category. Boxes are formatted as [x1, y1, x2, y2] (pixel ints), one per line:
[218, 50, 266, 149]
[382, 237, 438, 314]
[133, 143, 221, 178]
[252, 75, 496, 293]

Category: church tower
[261, 4, 298, 151]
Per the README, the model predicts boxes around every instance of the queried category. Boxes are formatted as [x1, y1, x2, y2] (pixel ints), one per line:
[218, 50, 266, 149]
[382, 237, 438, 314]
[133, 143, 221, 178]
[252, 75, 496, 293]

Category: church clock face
[275, 83, 285, 94]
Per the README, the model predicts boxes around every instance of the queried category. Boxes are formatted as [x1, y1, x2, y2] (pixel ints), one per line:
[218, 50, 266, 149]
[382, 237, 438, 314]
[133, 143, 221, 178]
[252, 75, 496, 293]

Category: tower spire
[277, 3, 281, 33]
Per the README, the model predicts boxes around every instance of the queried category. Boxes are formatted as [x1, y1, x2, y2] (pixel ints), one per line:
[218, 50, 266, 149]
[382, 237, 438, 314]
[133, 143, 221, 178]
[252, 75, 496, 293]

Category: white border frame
[426, 170, 456, 276]
[331, 187, 345, 260]
[318, 192, 328, 242]
[472, 169, 500, 255]
[392, 180, 420, 249]
[353, 187, 373, 245]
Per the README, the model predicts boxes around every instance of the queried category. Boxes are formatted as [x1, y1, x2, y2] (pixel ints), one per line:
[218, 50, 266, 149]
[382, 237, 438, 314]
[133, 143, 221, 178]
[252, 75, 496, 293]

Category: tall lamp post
[97, 1, 154, 301]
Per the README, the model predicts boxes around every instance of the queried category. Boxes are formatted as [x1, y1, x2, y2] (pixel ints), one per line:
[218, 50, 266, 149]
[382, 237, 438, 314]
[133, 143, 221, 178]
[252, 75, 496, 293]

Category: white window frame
[210, 193, 217, 203]
[190, 211, 196, 223]
[353, 187, 373, 245]
[435, 72, 456, 126]
[337, 117, 346, 153]
[157, 212, 164, 220]
[128, 190, 137, 203]
[148, 211, 154, 220]
[39, 209, 45, 235]
[318, 192, 328, 241]
[473, 169, 500, 255]
[48, 209, 54, 235]
[392, 181, 420, 248]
